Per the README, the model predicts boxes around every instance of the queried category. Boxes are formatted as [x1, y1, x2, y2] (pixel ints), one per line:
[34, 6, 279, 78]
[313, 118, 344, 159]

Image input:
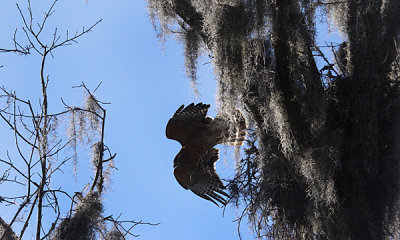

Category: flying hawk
[166, 103, 246, 206]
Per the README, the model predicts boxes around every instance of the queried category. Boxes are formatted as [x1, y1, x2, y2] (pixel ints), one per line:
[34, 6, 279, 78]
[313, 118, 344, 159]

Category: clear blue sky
[0, 1, 342, 239]
[0, 0, 254, 239]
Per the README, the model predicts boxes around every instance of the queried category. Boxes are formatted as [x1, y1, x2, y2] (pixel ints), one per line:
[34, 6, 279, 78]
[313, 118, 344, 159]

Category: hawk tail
[216, 109, 247, 146]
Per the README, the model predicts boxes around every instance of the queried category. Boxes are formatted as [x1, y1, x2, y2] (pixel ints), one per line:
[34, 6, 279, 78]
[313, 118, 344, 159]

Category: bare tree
[148, 0, 400, 239]
[0, 1, 157, 239]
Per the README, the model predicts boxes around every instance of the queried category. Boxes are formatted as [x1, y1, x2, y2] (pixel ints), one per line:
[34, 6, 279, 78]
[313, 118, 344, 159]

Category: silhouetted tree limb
[0, 1, 156, 239]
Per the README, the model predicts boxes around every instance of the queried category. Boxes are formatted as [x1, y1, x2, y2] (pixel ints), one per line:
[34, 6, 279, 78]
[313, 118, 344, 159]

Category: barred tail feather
[215, 109, 247, 146]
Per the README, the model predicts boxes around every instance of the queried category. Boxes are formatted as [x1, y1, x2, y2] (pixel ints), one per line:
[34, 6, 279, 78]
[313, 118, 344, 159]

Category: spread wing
[188, 148, 230, 207]
[166, 103, 211, 145]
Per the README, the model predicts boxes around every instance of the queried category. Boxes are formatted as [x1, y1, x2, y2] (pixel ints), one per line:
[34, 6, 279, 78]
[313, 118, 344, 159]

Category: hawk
[166, 103, 246, 206]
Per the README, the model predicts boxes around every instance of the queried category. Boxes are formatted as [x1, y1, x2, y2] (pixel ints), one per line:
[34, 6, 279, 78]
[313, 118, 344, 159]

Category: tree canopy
[148, 0, 400, 239]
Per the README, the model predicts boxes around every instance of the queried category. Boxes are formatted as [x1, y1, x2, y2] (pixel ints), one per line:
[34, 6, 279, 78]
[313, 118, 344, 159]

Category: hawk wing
[188, 148, 230, 207]
[166, 103, 211, 145]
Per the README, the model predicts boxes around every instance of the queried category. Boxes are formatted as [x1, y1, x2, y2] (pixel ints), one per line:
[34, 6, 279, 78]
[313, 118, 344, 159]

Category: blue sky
[0, 1, 343, 239]
[0, 0, 253, 239]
